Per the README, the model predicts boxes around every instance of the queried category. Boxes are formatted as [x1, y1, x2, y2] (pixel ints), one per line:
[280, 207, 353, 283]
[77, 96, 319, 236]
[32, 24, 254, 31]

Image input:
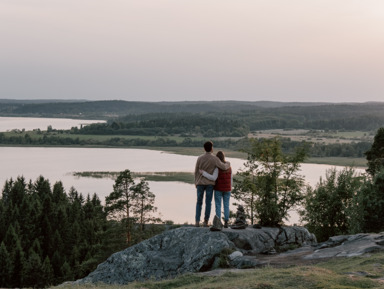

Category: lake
[0, 116, 105, 132]
[0, 117, 365, 225]
[0, 146, 365, 225]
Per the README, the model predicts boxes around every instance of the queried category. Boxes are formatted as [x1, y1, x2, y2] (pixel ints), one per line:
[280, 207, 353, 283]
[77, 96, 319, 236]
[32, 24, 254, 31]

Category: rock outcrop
[304, 233, 384, 259]
[75, 226, 316, 285]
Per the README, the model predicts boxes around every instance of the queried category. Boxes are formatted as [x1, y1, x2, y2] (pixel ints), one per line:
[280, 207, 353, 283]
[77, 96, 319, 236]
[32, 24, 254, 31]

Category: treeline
[2, 100, 384, 132]
[0, 132, 372, 159]
[0, 175, 164, 288]
[0, 100, 323, 117]
[73, 109, 384, 136]
[75, 113, 248, 137]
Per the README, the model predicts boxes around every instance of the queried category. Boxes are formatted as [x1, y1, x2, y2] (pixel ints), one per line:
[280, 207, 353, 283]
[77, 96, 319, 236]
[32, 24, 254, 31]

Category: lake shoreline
[0, 143, 368, 168]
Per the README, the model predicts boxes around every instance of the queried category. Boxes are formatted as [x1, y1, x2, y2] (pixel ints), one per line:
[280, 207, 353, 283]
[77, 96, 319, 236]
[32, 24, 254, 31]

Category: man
[194, 141, 230, 227]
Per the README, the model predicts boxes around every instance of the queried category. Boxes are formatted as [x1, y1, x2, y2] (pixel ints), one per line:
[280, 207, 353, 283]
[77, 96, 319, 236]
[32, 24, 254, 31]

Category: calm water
[0, 146, 365, 224]
[0, 116, 105, 132]
[0, 117, 365, 224]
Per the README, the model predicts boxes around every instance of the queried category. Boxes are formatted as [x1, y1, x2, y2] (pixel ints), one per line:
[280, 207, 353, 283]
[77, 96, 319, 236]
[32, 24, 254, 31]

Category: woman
[200, 151, 232, 228]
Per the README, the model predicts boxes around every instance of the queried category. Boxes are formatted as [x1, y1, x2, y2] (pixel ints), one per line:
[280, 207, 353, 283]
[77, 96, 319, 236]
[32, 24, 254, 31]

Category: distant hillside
[0, 99, 369, 118]
[1, 100, 384, 131]
[0, 99, 87, 104]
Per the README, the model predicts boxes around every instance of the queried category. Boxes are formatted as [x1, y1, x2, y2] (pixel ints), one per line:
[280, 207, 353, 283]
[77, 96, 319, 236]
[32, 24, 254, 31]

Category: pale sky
[1, 0, 384, 103]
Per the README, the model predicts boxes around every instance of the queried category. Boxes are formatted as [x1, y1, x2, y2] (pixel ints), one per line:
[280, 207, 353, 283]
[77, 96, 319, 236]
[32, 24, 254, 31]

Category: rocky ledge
[75, 226, 316, 285]
[74, 226, 384, 285]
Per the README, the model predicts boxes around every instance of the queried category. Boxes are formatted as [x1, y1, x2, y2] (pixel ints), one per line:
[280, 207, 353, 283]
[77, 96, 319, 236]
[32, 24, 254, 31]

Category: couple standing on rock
[194, 141, 232, 228]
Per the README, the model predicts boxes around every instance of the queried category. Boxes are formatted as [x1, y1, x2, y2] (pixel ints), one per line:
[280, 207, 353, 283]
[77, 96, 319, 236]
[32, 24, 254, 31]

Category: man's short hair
[204, 141, 213, 152]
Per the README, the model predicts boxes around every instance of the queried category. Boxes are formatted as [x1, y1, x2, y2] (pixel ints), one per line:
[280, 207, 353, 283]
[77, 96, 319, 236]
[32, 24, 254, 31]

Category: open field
[250, 129, 374, 145]
[58, 251, 384, 289]
[2, 130, 196, 142]
[306, 157, 367, 168]
[1, 130, 369, 168]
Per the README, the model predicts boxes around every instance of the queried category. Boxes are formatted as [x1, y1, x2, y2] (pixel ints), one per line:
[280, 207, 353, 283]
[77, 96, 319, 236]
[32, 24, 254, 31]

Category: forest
[1, 99, 383, 161]
[1, 128, 384, 288]
[1, 100, 384, 287]
[1, 99, 384, 133]
[0, 171, 165, 288]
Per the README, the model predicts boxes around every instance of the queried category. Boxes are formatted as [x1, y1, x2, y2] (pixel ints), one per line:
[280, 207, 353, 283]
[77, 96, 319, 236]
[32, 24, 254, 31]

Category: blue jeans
[214, 190, 231, 221]
[195, 185, 214, 222]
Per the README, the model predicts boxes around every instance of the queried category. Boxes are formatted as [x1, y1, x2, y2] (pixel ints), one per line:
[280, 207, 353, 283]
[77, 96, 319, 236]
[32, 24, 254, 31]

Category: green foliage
[0, 176, 109, 288]
[350, 169, 384, 234]
[105, 170, 161, 245]
[132, 179, 160, 237]
[0, 172, 164, 288]
[233, 138, 307, 226]
[300, 167, 363, 242]
[302, 128, 384, 240]
[0, 242, 11, 287]
[365, 127, 384, 176]
[105, 170, 136, 244]
[3, 100, 384, 133]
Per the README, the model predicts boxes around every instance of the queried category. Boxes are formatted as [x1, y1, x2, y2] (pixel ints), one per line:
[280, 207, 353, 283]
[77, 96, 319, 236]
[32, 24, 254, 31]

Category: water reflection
[0, 146, 364, 225]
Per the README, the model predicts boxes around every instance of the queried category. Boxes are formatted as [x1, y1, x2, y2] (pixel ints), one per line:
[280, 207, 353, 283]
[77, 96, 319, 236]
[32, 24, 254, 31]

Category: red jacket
[214, 167, 232, 192]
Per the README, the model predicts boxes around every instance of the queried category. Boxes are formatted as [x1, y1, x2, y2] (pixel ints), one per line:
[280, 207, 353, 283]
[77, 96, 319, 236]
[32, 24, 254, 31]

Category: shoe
[195, 221, 200, 227]
[224, 221, 228, 228]
[203, 220, 209, 227]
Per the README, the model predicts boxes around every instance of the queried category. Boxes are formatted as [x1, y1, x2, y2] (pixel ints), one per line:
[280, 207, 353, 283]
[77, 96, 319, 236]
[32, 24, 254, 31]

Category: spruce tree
[40, 197, 54, 258]
[52, 181, 68, 205]
[0, 201, 5, 242]
[23, 249, 43, 288]
[0, 242, 11, 287]
[10, 240, 25, 288]
[1, 174, 110, 287]
[41, 256, 54, 287]
[60, 261, 74, 281]
[33, 175, 52, 201]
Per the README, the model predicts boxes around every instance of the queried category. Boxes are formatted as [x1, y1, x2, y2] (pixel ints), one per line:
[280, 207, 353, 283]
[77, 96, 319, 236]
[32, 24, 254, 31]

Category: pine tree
[132, 179, 160, 234]
[106, 169, 136, 244]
